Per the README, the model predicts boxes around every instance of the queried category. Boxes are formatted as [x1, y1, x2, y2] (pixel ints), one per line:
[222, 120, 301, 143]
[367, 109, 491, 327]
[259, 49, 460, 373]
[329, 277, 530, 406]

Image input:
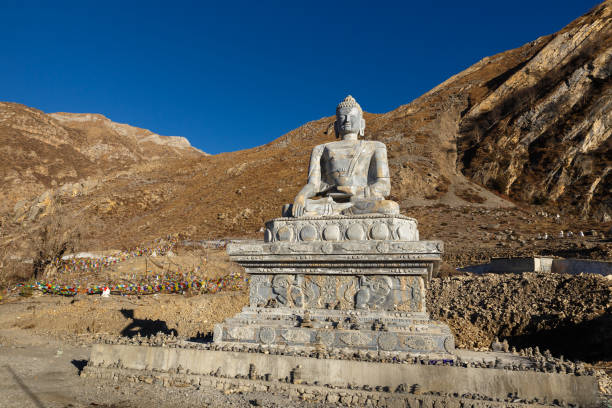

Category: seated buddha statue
[285, 95, 399, 218]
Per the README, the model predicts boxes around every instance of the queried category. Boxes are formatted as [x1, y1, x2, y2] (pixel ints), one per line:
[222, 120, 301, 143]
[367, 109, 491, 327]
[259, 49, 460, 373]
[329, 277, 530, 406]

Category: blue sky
[1, 0, 601, 154]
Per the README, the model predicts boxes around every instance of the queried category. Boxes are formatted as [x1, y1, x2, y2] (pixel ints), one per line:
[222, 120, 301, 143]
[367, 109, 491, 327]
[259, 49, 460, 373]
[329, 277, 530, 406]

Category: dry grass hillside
[0, 103, 204, 214]
[0, 2, 610, 274]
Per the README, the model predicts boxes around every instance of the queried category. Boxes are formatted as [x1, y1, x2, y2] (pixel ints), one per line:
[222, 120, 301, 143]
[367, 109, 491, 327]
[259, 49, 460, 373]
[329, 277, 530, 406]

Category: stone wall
[86, 344, 603, 407]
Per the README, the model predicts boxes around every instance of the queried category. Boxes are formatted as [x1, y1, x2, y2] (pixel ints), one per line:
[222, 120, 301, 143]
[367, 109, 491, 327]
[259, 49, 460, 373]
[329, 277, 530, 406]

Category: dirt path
[0, 328, 90, 408]
[0, 291, 247, 341]
[0, 294, 293, 408]
[0, 328, 327, 408]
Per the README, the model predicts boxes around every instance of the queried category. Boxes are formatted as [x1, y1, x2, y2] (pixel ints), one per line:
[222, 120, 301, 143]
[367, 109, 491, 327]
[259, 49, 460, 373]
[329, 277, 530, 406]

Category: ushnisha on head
[334, 95, 366, 138]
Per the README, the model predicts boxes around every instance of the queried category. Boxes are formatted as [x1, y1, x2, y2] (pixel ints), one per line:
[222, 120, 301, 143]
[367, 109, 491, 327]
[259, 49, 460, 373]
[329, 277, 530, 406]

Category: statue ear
[360, 118, 366, 137]
[334, 121, 340, 139]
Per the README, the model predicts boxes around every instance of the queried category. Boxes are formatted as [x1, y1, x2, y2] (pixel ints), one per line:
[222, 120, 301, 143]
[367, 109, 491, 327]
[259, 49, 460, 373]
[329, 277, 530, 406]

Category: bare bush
[0, 241, 32, 289]
[30, 213, 83, 279]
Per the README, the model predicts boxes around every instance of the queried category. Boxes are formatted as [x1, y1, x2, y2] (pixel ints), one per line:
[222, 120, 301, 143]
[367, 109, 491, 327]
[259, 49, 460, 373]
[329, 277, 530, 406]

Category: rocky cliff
[457, 2, 611, 221]
[268, 2, 611, 221]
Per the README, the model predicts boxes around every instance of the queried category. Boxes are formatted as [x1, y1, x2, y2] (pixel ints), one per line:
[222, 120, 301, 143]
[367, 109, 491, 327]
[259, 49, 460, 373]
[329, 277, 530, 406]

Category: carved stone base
[213, 308, 454, 356]
[219, 214, 455, 358]
[248, 274, 425, 312]
[264, 214, 419, 243]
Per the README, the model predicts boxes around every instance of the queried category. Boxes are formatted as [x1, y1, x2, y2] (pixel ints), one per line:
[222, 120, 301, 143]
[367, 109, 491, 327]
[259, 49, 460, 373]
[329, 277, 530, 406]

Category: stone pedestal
[214, 214, 455, 357]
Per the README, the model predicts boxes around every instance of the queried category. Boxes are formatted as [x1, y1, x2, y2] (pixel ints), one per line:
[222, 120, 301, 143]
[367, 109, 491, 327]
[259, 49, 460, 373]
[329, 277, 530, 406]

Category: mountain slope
[0, 2, 610, 257]
[0, 103, 205, 213]
[457, 3, 611, 220]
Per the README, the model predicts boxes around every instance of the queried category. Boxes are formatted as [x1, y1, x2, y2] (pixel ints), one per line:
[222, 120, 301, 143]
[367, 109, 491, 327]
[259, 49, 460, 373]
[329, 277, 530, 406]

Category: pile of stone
[92, 331, 604, 378]
[428, 272, 611, 361]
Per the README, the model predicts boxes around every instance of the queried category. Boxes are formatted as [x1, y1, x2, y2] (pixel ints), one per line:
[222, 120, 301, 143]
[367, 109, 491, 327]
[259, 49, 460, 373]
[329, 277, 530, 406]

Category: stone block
[264, 214, 419, 243]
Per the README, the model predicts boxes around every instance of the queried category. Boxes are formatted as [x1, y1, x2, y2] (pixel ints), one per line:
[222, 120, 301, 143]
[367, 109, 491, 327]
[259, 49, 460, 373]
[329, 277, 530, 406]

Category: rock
[326, 394, 339, 403]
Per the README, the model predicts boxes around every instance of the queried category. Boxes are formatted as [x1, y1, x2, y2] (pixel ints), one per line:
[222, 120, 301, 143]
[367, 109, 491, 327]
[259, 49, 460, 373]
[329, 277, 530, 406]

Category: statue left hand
[292, 194, 306, 217]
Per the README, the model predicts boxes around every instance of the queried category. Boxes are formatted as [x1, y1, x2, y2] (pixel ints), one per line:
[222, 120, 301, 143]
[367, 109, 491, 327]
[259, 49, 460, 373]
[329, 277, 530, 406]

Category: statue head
[334, 95, 365, 138]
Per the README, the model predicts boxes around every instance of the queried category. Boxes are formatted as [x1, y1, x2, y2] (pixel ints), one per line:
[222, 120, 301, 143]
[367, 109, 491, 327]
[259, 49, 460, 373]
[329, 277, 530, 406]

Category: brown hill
[457, 2, 611, 220]
[0, 103, 205, 213]
[0, 2, 610, 271]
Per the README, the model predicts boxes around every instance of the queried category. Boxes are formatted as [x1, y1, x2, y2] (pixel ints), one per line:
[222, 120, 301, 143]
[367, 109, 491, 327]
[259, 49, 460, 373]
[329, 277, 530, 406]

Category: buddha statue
[285, 95, 399, 217]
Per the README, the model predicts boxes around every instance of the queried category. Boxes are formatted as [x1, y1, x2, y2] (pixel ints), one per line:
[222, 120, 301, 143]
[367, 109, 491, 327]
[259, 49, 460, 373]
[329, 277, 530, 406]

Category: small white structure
[459, 257, 611, 276]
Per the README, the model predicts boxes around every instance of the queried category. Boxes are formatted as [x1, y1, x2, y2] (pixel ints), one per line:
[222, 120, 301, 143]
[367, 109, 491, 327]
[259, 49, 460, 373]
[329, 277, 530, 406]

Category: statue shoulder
[310, 143, 327, 155]
[364, 140, 387, 150]
[316, 141, 342, 153]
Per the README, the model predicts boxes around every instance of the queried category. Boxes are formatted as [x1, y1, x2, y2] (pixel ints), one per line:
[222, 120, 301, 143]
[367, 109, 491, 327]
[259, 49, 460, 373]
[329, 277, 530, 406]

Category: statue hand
[292, 195, 306, 217]
[364, 185, 383, 199]
[293, 204, 305, 217]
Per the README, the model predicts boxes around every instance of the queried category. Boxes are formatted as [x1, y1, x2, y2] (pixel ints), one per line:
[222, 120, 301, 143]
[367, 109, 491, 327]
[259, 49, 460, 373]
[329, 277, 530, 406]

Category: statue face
[336, 107, 363, 136]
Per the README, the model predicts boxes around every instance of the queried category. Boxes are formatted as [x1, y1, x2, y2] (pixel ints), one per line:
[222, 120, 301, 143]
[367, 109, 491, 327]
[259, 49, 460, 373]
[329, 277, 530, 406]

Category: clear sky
[1, 0, 601, 154]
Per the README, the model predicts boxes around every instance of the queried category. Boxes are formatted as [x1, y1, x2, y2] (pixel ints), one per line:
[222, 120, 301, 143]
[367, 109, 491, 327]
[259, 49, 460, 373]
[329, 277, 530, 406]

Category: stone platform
[85, 344, 602, 407]
[214, 214, 454, 356]
[213, 307, 454, 356]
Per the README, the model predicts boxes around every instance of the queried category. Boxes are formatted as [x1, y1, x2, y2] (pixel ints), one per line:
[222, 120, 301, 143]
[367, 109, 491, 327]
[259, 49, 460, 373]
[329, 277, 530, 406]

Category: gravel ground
[0, 271, 610, 407]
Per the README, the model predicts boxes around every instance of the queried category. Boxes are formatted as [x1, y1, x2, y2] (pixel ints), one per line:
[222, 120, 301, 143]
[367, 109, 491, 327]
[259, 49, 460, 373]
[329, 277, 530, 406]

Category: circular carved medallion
[321, 242, 334, 254]
[444, 336, 455, 352]
[270, 244, 281, 254]
[370, 222, 389, 240]
[299, 225, 317, 241]
[322, 225, 341, 241]
[259, 327, 276, 344]
[378, 333, 398, 351]
[346, 224, 365, 241]
[277, 226, 293, 241]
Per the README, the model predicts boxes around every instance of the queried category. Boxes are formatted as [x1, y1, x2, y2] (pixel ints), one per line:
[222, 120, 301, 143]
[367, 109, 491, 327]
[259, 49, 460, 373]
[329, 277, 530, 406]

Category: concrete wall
[551, 259, 612, 276]
[459, 257, 611, 276]
[90, 344, 600, 406]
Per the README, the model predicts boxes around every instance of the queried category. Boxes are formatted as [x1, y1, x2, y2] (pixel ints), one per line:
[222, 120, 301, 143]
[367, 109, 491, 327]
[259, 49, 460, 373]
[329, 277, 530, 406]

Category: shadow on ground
[188, 331, 213, 343]
[119, 309, 178, 338]
[71, 359, 88, 374]
[507, 313, 612, 362]
[5, 364, 44, 408]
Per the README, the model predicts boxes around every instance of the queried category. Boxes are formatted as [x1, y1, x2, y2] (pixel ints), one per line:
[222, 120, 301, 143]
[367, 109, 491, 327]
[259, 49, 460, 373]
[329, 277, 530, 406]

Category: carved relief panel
[249, 274, 425, 312]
